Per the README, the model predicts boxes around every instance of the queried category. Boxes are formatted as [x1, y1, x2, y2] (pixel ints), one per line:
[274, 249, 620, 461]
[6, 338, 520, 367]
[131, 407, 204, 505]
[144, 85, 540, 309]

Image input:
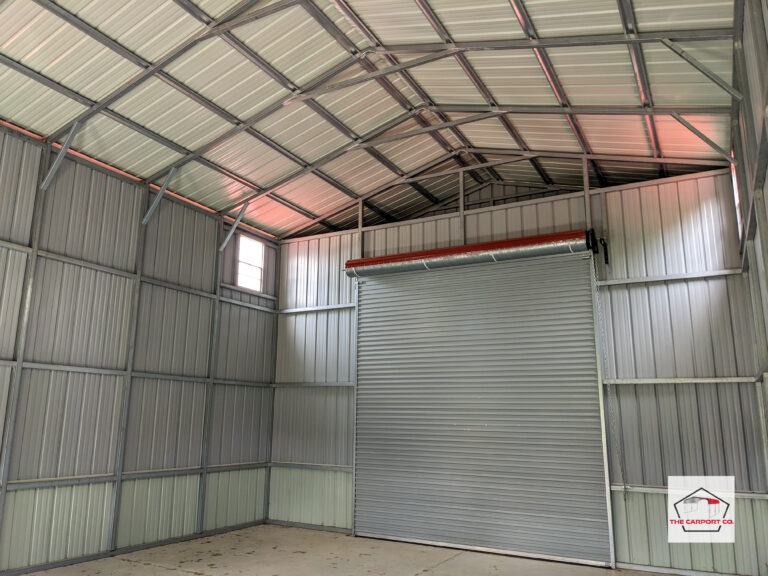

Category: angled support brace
[41, 121, 81, 191]
[671, 113, 735, 164]
[142, 166, 178, 225]
[661, 39, 742, 101]
[219, 201, 249, 252]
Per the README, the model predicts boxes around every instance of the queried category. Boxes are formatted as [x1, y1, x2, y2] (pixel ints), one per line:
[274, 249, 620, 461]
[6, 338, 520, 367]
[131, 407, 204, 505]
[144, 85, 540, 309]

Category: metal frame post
[108, 183, 150, 550]
[196, 215, 224, 533]
[0, 144, 51, 545]
[459, 171, 466, 245]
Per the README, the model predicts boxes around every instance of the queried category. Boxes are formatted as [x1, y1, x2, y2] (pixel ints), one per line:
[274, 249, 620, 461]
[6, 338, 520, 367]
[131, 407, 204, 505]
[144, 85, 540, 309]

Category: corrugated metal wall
[0, 127, 278, 573]
[272, 231, 358, 529]
[276, 168, 768, 574]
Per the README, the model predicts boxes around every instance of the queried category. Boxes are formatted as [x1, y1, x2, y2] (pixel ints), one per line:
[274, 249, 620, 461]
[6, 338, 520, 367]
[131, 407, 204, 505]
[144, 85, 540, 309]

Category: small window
[237, 235, 264, 292]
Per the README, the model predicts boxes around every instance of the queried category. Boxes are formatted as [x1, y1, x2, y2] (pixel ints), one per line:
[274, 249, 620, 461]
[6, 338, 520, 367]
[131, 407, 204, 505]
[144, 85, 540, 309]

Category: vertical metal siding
[276, 309, 355, 384]
[215, 303, 275, 383]
[203, 468, 266, 531]
[122, 377, 206, 473]
[9, 369, 122, 481]
[280, 232, 358, 310]
[133, 283, 212, 377]
[0, 482, 113, 571]
[612, 492, 768, 575]
[116, 475, 199, 549]
[268, 467, 352, 529]
[25, 257, 132, 369]
[271, 387, 353, 465]
[363, 217, 462, 257]
[0, 366, 11, 456]
[207, 385, 271, 466]
[38, 157, 143, 272]
[0, 129, 40, 244]
[354, 254, 611, 564]
[142, 196, 217, 293]
[465, 195, 586, 243]
[0, 247, 26, 359]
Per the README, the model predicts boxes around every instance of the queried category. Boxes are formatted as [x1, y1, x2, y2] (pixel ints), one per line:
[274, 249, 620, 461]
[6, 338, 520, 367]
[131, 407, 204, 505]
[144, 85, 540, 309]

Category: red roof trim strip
[345, 230, 585, 269]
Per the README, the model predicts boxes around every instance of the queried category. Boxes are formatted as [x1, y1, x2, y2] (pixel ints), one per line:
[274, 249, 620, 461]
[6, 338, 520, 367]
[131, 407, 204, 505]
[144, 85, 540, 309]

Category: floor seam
[118, 556, 211, 575]
[415, 550, 464, 575]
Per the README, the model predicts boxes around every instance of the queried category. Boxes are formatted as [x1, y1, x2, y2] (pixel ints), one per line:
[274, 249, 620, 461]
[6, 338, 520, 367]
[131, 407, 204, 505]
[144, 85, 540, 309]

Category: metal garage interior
[0, 0, 766, 575]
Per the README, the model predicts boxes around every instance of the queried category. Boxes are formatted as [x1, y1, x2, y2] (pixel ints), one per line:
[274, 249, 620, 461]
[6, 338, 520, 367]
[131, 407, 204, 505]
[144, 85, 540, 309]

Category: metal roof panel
[632, 0, 733, 31]
[70, 114, 183, 178]
[57, 0, 205, 63]
[110, 77, 233, 150]
[164, 37, 290, 121]
[233, 4, 349, 88]
[522, 0, 623, 36]
[346, 0, 443, 44]
[0, 0, 141, 101]
[466, 51, 558, 105]
[428, 0, 525, 41]
[505, 114, 582, 152]
[654, 114, 731, 159]
[643, 40, 733, 106]
[255, 103, 352, 163]
[0, 63, 88, 135]
[322, 149, 398, 194]
[275, 173, 353, 215]
[245, 195, 312, 236]
[448, 115, 522, 149]
[578, 115, 652, 156]
[547, 46, 641, 106]
[407, 57, 487, 105]
[161, 160, 252, 211]
[204, 132, 301, 187]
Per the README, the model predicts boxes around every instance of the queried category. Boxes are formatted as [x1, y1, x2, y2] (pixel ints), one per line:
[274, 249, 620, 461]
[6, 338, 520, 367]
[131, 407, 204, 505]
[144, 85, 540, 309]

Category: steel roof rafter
[507, 0, 608, 187]
[411, 0, 554, 187]
[616, 0, 665, 177]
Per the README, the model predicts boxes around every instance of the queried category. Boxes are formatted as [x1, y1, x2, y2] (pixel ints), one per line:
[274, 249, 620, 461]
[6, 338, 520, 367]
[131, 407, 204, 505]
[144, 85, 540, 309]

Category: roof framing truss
[2, 0, 739, 238]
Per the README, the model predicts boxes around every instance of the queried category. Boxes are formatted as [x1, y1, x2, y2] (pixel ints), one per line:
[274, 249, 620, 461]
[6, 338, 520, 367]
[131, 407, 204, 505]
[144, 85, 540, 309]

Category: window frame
[235, 233, 266, 294]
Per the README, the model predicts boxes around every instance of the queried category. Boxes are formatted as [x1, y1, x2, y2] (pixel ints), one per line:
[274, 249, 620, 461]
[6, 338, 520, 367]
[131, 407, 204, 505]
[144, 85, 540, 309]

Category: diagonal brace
[41, 121, 81, 191]
[661, 39, 742, 101]
[670, 113, 736, 164]
[142, 167, 178, 225]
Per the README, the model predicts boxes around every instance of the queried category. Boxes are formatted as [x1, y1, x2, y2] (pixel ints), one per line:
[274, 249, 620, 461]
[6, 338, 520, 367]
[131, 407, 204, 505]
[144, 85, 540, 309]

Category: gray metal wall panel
[0, 129, 41, 244]
[276, 309, 354, 384]
[9, 369, 121, 481]
[0, 247, 26, 359]
[280, 232, 357, 309]
[208, 384, 271, 467]
[465, 195, 587, 243]
[602, 174, 740, 281]
[272, 387, 353, 466]
[123, 377, 206, 473]
[363, 218, 460, 258]
[215, 302, 275, 383]
[355, 254, 611, 564]
[268, 467, 352, 529]
[142, 196, 217, 293]
[203, 468, 266, 531]
[0, 483, 113, 571]
[606, 382, 767, 492]
[38, 157, 143, 272]
[612, 491, 768, 575]
[116, 475, 199, 549]
[133, 283, 212, 377]
[25, 257, 132, 369]
[220, 231, 237, 287]
[600, 276, 759, 379]
[220, 286, 275, 309]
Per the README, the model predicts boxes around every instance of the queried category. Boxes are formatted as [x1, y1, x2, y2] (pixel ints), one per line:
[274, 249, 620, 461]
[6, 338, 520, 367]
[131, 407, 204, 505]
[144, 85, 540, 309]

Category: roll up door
[353, 251, 612, 566]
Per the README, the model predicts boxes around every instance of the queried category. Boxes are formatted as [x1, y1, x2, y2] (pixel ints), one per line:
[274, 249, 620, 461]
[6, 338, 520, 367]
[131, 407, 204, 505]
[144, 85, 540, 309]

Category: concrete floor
[34, 525, 660, 576]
